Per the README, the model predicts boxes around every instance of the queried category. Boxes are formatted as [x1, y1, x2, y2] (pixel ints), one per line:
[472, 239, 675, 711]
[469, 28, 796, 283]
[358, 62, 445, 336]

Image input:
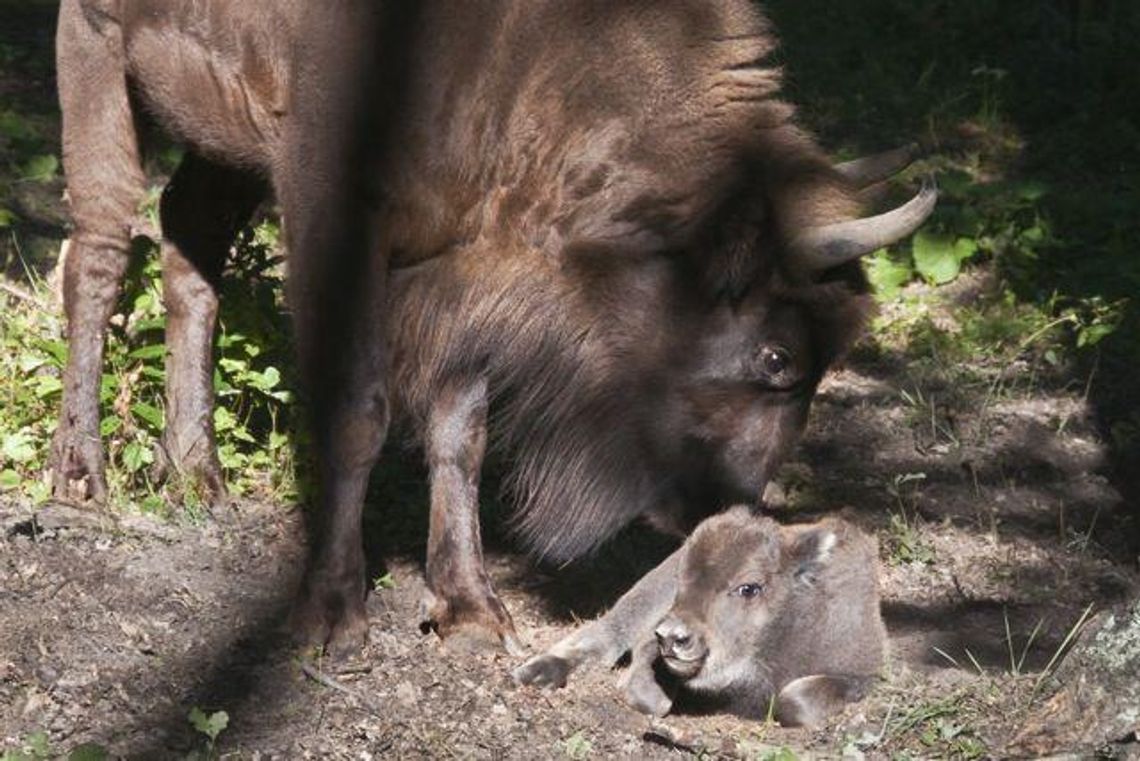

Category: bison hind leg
[774, 674, 876, 728]
[51, 0, 148, 503]
[153, 152, 265, 506]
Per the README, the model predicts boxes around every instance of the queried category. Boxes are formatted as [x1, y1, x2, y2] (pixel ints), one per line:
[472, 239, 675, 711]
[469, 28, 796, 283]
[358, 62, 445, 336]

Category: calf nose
[655, 615, 693, 657]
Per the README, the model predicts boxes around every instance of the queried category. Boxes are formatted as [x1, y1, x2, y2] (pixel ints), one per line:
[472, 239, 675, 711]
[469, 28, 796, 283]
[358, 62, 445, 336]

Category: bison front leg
[281, 0, 394, 658]
[422, 377, 523, 655]
[287, 241, 390, 658]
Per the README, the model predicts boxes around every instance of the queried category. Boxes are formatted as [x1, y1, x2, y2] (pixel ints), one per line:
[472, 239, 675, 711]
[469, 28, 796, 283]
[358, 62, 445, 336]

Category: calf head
[655, 508, 828, 688]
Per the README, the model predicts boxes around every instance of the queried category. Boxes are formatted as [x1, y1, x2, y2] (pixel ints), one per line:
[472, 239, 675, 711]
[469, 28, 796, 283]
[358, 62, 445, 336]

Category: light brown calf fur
[516, 508, 885, 727]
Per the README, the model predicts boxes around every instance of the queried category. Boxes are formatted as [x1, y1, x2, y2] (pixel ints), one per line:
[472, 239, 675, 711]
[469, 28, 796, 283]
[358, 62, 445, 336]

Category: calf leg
[620, 632, 674, 717]
[421, 377, 523, 654]
[514, 546, 683, 687]
[774, 674, 876, 728]
[156, 153, 265, 502]
[51, 0, 145, 502]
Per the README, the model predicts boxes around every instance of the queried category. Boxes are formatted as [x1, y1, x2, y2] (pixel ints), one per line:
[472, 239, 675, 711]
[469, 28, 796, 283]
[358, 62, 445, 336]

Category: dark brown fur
[54, 0, 880, 653]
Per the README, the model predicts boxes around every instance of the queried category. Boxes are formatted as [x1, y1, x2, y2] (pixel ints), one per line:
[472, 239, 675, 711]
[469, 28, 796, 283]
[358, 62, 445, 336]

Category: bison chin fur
[389, 251, 678, 563]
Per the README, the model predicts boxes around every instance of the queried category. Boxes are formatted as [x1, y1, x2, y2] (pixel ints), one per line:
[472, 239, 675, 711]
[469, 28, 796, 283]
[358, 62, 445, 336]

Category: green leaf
[0, 469, 21, 490]
[25, 480, 51, 505]
[17, 352, 46, 373]
[132, 317, 166, 333]
[140, 494, 166, 514]
[213, 407, 236, 433]
[67, 743, 109, 761]
[128, 344, 167, 361]
[217, 444, 246, 469]
[1077, 322, 1116, 348]
[121, 440, 154, 473]
[231, 425, 256, 444]
[188, 708, 229, 742]
[21, 154, 58, 182]
[1, 431, 36, 464]
[36, 339, 68, 367]
[865, 251, 913, 301]
[100, 416, 123, 437]
[1013, 180, 1048, 202]
[131, 402, 164, 430]
[30, 376, 62, 399]
[0, 109, 36, 141]
[913, 232, 978, 285]
[0, 208, 15, 228]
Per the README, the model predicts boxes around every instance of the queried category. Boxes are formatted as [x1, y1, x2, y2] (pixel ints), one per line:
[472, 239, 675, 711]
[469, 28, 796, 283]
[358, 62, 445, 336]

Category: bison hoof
[420, 591, 525, 657]
[50, 428, 108, 503]
[291, 590, 369, 660]
[512, 653, 572, 689]
[152, 437, 227, 507]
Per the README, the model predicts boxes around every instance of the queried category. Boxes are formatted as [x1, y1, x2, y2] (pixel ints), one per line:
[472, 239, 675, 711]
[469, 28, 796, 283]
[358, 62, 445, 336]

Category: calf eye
[732, 583, 764, 598]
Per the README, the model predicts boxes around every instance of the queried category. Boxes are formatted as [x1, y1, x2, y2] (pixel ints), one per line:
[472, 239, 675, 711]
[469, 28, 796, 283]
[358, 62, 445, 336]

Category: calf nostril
[655, 620, 693, 656]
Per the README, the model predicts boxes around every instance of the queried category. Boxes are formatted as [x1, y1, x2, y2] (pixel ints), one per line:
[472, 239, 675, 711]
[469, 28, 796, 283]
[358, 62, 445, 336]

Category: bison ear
[791, 527, 838, 586]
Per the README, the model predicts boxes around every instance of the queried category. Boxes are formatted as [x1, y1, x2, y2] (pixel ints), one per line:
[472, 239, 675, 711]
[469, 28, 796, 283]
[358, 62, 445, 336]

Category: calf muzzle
[655, 614, 706, 678]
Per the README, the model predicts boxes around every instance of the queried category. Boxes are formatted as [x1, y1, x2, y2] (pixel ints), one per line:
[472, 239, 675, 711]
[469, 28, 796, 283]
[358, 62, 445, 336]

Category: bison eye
[732, 583, 764, 599]
[758, 346, 791, 379]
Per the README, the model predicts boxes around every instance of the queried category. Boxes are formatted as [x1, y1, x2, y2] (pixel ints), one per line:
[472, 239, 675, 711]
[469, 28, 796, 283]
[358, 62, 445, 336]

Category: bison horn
[791, 178, 938, 273]
[834, 143, 919, 189]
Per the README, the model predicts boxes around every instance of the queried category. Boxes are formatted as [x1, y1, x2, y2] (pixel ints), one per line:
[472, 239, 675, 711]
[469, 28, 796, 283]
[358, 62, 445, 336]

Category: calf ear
[791, 526, 838, 586]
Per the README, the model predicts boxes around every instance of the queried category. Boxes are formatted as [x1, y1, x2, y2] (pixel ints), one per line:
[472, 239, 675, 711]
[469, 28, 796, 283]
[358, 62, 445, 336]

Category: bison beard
[52, 0, 934, 656]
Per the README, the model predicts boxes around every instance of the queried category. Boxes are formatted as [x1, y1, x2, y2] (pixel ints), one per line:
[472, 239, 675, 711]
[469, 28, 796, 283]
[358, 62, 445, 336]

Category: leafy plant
[188, 707, 229, 760]
[557, 730, 593, 760]
[0, 214, 298, 510]
[0, 731, 49, 761]
[884, 473, 935, 566]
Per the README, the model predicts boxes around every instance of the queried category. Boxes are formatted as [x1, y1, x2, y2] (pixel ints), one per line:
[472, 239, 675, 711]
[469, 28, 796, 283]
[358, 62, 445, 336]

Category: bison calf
[516, 507, 885, 727]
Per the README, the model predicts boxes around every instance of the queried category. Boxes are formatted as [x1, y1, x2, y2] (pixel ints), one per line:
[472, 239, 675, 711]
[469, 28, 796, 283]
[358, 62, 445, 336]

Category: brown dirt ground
[2, 355, 1137, 760]
[2, 3, 1137, 757]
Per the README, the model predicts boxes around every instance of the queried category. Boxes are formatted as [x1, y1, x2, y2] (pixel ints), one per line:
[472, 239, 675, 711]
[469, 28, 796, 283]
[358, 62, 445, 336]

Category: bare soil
[2, 3, 1137, 757]
[2, 354, 1136, 760]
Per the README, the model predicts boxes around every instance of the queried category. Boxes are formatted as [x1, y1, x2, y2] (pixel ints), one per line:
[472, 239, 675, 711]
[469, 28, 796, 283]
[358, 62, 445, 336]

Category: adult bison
[52, 0, 934, 654]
